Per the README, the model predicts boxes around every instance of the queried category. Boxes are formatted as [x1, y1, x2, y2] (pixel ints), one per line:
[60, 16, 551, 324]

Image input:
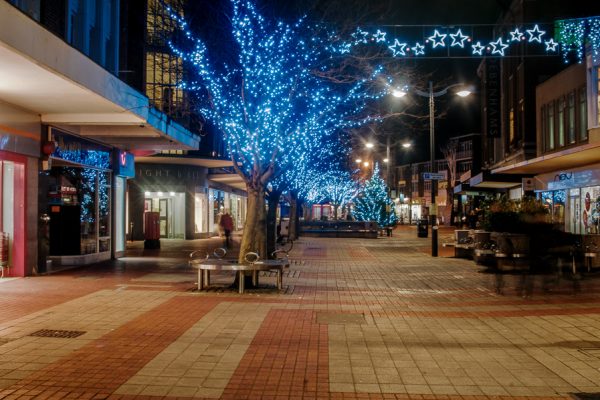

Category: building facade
[120, 0, 247, 238]
[493, 56, 600, 235]
[0, 0, 200, 276]
[476, 0, 598, 193]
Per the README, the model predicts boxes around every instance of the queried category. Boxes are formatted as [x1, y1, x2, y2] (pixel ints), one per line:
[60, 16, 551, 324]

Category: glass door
[159, 198, 169, 238]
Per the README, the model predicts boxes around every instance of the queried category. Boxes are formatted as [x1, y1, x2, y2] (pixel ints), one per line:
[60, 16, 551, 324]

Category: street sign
[422, 172, 446, 180]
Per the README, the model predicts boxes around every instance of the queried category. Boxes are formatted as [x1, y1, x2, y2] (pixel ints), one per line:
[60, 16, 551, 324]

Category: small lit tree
[353, 163, 397, 227]
[318, 169, 359, 220]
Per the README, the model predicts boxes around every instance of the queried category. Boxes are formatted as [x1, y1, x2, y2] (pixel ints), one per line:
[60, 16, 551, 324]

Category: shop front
[0, 151, 26, 277]
[42, 128, 117, 268]
[536, 166, 600, 234]
[130, 164, 247, 240]
[208, 188, 247, 235]
[130, 164, 206, 240]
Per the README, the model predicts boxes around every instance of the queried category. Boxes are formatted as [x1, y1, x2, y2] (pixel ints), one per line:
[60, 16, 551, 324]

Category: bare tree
[442, 140, 458, 226]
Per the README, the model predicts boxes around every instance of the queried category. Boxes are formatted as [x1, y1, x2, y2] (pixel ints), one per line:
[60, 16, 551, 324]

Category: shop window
[567, 92, 576, 144]
[546, 103, 555, 150]
[597, 66, 600, 126]
[48, 167, 112, 256]
[1, 161, 14, 267]
[558, 97, 565, 147]
[509, 108, 515, 143]
[581, 186, 600, 234]
[579, 88, 588, 140]
[194, 193, 207, 233]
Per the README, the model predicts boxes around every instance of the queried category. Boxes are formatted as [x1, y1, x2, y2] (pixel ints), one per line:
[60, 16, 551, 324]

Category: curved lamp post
[393, 82, 472, 257]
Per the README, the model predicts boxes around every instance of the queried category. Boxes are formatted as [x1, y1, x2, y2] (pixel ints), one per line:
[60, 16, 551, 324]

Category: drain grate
[29, 329, 86, 339]
[570, 393, 600, 400]
[316, 312, 366, 325]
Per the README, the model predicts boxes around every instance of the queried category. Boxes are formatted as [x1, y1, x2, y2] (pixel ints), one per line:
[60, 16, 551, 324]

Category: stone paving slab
[0, 227, 599, 399]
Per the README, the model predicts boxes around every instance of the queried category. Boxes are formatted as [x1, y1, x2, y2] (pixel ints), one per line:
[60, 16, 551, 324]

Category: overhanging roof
[0, 2, 199, 150]
[492, 141, 600, 175]
[469, 171, 522, 189]
[208, 173, 246, 191]
[136, 156, 234, 168]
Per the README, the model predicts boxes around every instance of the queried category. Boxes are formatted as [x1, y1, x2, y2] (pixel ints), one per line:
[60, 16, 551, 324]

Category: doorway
[159, 198, 169, 238]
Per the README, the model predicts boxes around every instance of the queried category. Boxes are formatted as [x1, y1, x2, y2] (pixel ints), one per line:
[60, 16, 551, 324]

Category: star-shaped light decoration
[509, 28, 523, 42]
[489, 37, 509, 56]
[373, 30, 387, 43]
[352, 28, 370, 44]
[450, 29, 469, 48]
[545, 38, 559, 52]
[526, 24, 546, 43]
[412, 42, 425, 55]
[471, 41, 486, 55]
[427, 29, 447, 48]
[388, 39, 407, 56]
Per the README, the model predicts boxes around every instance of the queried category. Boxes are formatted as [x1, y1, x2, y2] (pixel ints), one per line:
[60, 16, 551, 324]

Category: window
[509, 108, 515, 143]
[597, 67, 600, 125]
[547, 102, 555, 150]
[580, 88, 588, 140]
[558, 97, 565, 147]
[568, 92, 576, 144]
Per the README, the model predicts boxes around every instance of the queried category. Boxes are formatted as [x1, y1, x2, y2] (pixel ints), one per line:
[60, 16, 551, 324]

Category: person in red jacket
[219, 211, 234, 248]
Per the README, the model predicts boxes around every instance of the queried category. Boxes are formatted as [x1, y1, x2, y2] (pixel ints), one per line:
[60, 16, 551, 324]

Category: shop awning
[469, 171, 523, 189]
[208, 173, 247, 191]
[454, 182, 499, 195]
[492, 141, 600, 175]
[136, 156, 234, 168]
[0, 2, 199, 151]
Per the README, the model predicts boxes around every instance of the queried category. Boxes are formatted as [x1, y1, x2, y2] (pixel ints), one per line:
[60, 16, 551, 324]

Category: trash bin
[417, 219, 428, 238]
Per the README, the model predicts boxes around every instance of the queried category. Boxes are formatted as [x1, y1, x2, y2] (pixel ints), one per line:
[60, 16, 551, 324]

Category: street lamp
[397, 81, 472, 257]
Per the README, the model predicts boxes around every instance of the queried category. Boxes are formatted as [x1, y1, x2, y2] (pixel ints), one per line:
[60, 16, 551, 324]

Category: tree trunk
[266, 189, 282, 259]
[288, 191, 298, 240]
[238, 185, 267, 263]
[333, 203, 339, 220]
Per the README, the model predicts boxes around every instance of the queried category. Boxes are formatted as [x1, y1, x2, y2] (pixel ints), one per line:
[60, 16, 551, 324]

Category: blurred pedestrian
[219, 210, 234, 248]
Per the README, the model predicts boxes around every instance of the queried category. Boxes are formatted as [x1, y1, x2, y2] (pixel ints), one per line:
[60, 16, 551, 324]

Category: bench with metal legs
[189, 250, 288, 293]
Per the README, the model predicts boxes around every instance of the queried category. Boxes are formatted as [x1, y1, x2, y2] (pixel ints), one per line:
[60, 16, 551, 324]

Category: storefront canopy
[492, 141, 600, 175]
[469, 171, 523, 189]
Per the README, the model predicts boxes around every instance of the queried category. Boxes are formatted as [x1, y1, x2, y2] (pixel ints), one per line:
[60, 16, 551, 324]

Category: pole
[429, 81, 438, 257]
[386, 136, 390, 192]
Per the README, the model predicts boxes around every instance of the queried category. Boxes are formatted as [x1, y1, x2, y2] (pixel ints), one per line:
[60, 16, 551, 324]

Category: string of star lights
[166, 0, 388, 188]
[326, 16, 600, 60]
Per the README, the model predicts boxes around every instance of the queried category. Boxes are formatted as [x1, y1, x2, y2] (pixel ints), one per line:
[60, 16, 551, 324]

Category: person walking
[219, 210, 234, 248]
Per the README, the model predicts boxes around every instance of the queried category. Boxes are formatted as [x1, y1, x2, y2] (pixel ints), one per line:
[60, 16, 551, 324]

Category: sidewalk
[1, 229, 600, 399]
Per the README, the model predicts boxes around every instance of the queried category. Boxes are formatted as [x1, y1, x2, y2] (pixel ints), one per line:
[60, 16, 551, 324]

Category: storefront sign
[484, 58, 500, 138]
[522, 178, 535, 191]
[548, 170, 596, 190]
[114, 151, 135, 178]
[136, 165, 206, 186]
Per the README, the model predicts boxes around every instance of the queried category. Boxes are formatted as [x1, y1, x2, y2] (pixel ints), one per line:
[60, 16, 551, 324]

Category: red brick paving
[221, 309, 328, 400]
[0, 297, 218, 399]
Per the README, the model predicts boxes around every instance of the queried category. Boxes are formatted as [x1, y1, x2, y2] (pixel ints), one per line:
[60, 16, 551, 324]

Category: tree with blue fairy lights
[353, 163, 397, 228]
[168, 0, 386, 261]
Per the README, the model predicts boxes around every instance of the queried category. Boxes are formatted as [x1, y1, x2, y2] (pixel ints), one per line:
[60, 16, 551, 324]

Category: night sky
[188, 1, 599, 164]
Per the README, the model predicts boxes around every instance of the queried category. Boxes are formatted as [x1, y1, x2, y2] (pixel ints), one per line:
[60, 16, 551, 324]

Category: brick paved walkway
[1, 227, 600, 399]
